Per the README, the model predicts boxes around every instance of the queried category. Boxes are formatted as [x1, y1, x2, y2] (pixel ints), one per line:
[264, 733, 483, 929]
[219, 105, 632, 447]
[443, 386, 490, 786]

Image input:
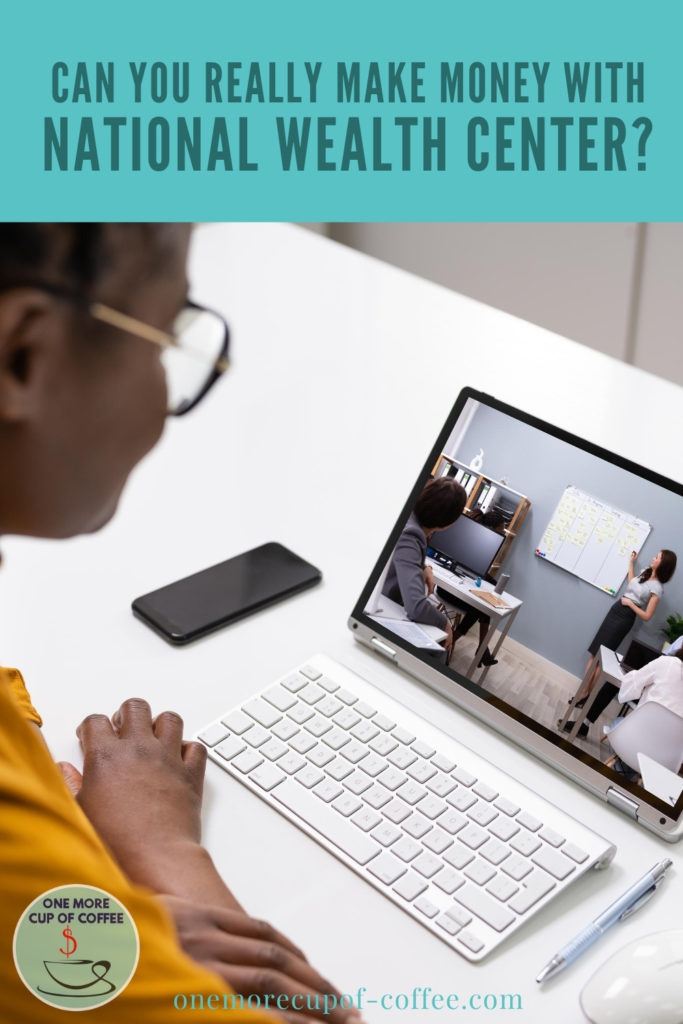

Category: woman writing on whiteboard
[564, 548, 677, 735]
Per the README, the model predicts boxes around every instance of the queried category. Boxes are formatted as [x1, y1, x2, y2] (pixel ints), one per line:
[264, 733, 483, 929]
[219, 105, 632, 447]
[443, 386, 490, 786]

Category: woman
[383, 476, 467, 656]
[449, 508, 506, 668]
[0, 225, 362, 1024]
[564, 548, 677, 737]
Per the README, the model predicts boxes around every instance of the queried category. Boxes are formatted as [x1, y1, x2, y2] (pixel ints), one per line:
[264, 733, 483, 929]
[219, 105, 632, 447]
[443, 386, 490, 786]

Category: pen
[536, 858, 673, 984]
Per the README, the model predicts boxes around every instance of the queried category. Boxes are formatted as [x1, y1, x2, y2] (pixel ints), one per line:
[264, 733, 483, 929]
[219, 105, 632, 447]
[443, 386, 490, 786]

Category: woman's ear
[0, 289, 52, 423]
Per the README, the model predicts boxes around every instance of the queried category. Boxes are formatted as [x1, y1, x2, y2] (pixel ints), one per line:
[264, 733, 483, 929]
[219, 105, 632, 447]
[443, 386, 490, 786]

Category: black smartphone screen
[132, 542, 322, 644]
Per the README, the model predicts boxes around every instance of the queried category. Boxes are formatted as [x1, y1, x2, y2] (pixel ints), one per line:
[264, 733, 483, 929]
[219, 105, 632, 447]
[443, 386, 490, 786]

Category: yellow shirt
[0, 667, 278, 1023]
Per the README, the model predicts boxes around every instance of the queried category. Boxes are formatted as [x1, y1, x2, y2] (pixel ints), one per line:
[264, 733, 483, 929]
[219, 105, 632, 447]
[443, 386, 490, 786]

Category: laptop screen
[354, 388, 683, 821]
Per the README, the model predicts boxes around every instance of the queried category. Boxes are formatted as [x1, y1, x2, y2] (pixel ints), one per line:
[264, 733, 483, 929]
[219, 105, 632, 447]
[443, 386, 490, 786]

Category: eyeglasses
[0, 280, 230, 416]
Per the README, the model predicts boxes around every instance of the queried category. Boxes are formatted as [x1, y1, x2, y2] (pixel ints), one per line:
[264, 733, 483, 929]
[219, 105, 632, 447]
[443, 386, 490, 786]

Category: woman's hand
[444, 620, 455, 657]
[163, 897, 366, 1024]
[629, 550, 637, 563]
[621, 597, 634, 609]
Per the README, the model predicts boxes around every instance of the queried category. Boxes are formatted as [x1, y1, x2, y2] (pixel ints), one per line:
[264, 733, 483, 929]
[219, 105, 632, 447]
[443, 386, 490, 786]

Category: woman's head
[0, 224, 191, 539]
[414, 477, 467, 532]
[640, 549, 677, 585]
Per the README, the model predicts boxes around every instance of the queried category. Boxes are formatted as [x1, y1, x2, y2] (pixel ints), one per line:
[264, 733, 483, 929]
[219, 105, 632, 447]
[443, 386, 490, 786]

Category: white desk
[2, 224, 682, 1022]
[559, 646, 627, 740]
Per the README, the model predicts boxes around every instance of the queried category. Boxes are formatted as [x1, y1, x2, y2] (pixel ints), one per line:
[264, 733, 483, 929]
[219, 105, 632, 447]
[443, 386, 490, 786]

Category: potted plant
[662, 612, 683, 650]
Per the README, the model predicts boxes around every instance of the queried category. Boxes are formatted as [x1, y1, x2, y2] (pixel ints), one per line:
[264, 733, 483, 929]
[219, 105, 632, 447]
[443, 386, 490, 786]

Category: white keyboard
[197, 655, 615, 961]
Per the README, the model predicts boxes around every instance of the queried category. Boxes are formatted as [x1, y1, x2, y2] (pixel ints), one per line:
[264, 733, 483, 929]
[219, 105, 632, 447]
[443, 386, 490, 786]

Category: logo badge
[13, 885, 139, 1011]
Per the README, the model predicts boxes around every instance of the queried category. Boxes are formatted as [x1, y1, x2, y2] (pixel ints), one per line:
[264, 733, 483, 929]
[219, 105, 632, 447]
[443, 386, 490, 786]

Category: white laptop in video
[198, 387, 683, 961]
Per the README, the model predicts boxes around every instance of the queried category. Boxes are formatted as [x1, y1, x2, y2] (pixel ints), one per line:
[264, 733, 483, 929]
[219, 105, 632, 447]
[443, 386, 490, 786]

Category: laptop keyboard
[197, 655, 615, 960]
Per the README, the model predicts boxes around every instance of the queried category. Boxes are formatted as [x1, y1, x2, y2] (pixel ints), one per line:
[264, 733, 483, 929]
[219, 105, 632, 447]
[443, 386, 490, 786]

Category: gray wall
[454, 404, 683, 677]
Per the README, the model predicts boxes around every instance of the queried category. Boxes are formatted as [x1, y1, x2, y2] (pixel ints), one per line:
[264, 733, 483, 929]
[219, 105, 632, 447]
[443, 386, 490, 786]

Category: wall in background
[453, 402, 683, 678]
[306, 224, 683, 387]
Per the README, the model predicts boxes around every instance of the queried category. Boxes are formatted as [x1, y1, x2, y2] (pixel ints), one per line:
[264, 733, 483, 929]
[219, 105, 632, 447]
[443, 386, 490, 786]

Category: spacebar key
[273, 780, 380, 866]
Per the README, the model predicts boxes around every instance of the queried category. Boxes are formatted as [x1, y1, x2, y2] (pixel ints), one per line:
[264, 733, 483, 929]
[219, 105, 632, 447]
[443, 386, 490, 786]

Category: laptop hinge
[370, 637, 398, 661]
[606, 787, 639, 819]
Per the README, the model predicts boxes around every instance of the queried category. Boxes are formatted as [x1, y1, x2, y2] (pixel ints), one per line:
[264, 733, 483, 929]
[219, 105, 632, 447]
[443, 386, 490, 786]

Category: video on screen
[364, 396, 683, 809]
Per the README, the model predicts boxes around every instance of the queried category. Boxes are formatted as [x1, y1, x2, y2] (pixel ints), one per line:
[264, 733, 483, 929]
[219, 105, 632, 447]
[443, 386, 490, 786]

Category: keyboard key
[288, 704, 314, 725]
[263, 686, 297, 712]
[296, 765, 325, 789]
[344, 770, 373, 795]
[432, 753, 456, 773]
[392, 726, 415, 745]
[340, 740, 370, 764]
[392, 836, 422, 862]
[439, 810, 468, 836]
[317, 675, 339, 693]
[273, 779, 379, 865]
[454, 883, 515, 932]
[452, 767, 476, 787]
[278, 752, 306, 775]
[481, 838, 510, 866]
[245, 725, 271, 748]
[472, 781, 498, 802]
[437, 914, 461, 936]
[412, 740, 435, 758]
[355, 701, 377, 718]
[539, 827, 566, 848]
[352, 807, 382, 832]
[434, 868, 465, 894]
[373, 713, 395, 731]
[494, 796, 520, 816]
[414, 896, 439, 918]
[368, 853, 406, 885]
[510, 831, 542, 857]
[443, 843, 474, 870]
[260, 738, 288, 761]
[378, 767, 408, 791]
[250, 763, 285, 792]
[422, 828, 452, 855]
[323, 729, 350, 751]
[532, 846, 576, 881]
[488, 817, 519, 842]
[308, 744, 335, 768]
[332, 793, 362, 817]
[393, 871, 427, 901]
[371, 822, 401, 847]
[458, 824, 489, 850]
[243, 699, 281, 729]
[281, 672, 309, 692]
[351, 721, 380, 743]
[370, 734, 398, 757]
[397, 781, 427, 806]
[508, 871, 556, 914]
[468, 803, 498, 827]
[447, 788, 477, 812]
[486, 874, 519, 902]
[426, 775, 457, 798]
[317, 697, 343, 718]
[299, 664, 322, 681]
[387, 748, 416, 770]
[232, 750, 264, 775]
[290, 732, 317, 754]
[272, 719, 299, 741]
[198, 722, 229, 747]
[407, 760, 437, 784]
[314, 779, 343, 802]
[416, 795, 447, 820]
[501, 855, 533, 881]
[220, 710, 253, 735]
[215, 736, 246, 761]
[334, 708, 361, 730]
[459, 930, 485, 954]
[336, 688, 358, 706]
[299, 684, 325, 706]
[517, 811, 543, 832]
[563, 842, 589, 864]
[402, 813, 432, 840]
[447, 905, 472, 929]
[412, 852, 442, 879]
[383, 799, 412, 825]
[464, 860, 496, 886]
[359, 753, 388, 778]
[305, 715, 332, 738]
[327, 758, 353, 781]
[365, 785, 392, 809]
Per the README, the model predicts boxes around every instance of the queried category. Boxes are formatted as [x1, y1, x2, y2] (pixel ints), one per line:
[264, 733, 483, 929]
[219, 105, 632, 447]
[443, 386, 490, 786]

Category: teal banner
[1, 0, 680, 220]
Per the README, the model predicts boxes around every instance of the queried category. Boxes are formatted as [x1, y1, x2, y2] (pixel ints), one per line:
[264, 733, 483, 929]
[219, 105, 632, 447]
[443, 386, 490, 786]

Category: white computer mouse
[580, 930, 683, 1024]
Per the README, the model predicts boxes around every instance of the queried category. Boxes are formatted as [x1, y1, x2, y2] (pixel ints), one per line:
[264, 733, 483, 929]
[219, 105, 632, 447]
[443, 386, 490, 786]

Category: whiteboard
[535, 485, 651, 595]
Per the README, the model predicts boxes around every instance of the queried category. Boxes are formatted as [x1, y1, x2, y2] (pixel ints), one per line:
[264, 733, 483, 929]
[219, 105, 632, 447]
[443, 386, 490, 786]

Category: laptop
[197, 388, 683, 961]
[621, 639, 663, 672]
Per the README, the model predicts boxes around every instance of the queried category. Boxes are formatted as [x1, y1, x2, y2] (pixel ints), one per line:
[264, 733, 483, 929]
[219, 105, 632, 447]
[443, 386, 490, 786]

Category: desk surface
[2, 224, 682, 1022]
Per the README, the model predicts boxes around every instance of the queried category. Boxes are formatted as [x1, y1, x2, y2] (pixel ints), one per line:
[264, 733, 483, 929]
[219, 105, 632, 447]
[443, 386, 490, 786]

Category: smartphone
[132, 542, 322, 645]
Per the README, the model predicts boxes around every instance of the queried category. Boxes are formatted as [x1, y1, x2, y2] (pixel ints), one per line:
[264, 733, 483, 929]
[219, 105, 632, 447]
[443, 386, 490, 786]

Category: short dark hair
[0, 224, 108, 293]
[414, 477, 467, 530]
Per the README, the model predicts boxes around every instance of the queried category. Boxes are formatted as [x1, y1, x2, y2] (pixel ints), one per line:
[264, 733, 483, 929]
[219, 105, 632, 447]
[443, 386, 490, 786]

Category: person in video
[382, 477, 467, 655]
[564, 548, 678, 738]
[0, 225, 364, 1024]
[448, 508, 506, 668]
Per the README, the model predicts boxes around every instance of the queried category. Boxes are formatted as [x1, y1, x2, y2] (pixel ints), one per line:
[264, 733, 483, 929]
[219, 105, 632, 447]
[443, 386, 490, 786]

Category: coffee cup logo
[14, 885, 139, 1011]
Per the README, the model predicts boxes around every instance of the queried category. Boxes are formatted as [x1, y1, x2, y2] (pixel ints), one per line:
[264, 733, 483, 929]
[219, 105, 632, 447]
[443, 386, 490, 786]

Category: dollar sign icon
[59, 926, 78, 959]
